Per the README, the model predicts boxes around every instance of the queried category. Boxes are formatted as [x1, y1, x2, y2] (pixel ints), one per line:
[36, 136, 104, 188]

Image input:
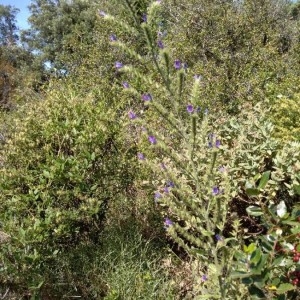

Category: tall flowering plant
[98, 1, 244, 297]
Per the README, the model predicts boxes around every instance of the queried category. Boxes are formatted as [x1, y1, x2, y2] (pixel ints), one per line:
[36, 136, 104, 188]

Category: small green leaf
[294, 185, 300, 195]
[244, 243, 256, 254]
[247, 206, 264, 216]
[276, 283, 295, 294]
[255, 254, 268, 273]
[43, 170, 50, 178]
[250, 248, 262, 265]
[260, 236, 273, 253]
[257, 171, 270, 190]
[91, 152, 96, 161]
[271, 277, 280, 287]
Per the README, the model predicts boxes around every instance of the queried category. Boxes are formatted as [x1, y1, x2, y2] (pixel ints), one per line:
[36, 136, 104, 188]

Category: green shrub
[0, 81, 137, 295]
[268, 93, 300, 142]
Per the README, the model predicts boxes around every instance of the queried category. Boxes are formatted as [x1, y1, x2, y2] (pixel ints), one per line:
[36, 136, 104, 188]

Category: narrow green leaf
[257, 171, 270, 190]
[246, 206, 264, 217]
[250, 248, 262, 265]
[230, 271, 253, 279]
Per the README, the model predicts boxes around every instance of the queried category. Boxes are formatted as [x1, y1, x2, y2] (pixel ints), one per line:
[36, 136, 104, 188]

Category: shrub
[268, 93, 300, 142]
[0, 81, 137, 295]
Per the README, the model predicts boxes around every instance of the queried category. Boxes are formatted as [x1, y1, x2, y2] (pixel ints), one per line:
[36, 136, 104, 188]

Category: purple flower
[182, 62, 188, 69]
[109, 34, 117, 41]
[156, 0, 162, 3]
[157, 40, 164, 49]
[174, 59, 181, 70]
[122, 82, 130, 88]
[166, 181, 175, 188]
[219, 166, 226, 173]
[164, 217, 173, 229]
[196, 107, 201, 113]
[142, 93, 152, 101]
[215, 140, 221, 148]
[194, 74, 203, 80]
[98, 10, 106, 17]
[208, 141, 213, 148]
[163, 186, 169, 193]
[128, 110, 137, 119]
[212, 186, 220, 196]
[148, 135, 157, 144]
[201, 274, 208, 282]
[115, 61, 123, 69]
[137, 153, 145, 160]
[155, 192, 162, 200]
[158, 31, 167, 38]
[142, 13, 147, 22]
[160, 163, 167, 170]
[215, 234, 222, 241]
[187, 104, 194, 113]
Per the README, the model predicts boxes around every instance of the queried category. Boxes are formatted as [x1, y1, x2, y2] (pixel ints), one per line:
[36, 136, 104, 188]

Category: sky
[1, 0, 31, 29]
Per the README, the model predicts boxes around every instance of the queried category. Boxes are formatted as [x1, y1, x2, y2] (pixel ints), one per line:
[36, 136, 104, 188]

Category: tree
[21, 0, 100, 71]
[0, 5, 19, 46]
[161, 0, 300, 111]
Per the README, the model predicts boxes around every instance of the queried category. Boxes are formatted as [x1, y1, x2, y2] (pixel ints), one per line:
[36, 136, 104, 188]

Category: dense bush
[268, 93, 300, 142]
[0, 81, 138, 295]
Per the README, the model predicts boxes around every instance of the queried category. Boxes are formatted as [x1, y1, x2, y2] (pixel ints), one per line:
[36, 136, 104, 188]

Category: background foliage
[0, 0, 299, 299]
